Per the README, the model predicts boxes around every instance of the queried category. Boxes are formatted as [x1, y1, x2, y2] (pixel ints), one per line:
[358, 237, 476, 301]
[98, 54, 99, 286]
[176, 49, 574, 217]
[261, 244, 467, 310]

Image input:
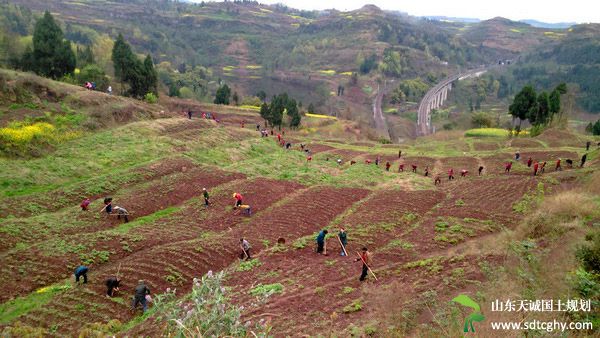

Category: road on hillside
[372, 80, 393, 140]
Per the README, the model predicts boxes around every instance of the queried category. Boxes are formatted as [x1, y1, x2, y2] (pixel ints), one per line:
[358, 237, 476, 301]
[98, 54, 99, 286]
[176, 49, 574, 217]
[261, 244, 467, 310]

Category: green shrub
[153, 271, 270, 336]
[144, 92, 158, 104]
[250, 283, 284, 297]
[237, 259, 262, 272]
[343, 299, 362, 313]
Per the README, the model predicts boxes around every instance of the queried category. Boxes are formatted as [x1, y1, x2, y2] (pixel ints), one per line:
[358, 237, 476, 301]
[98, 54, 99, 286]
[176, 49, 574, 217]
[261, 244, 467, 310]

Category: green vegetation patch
[342, 299, 362, 313]
[249, 283, 284, 297]
[0, 282, 72, 324]
[464, 128, 509, 138]
[237, 258, 262, 272]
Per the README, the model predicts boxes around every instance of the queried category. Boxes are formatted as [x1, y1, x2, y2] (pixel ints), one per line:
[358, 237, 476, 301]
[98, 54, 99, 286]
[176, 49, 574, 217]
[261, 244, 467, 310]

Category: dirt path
[372, 82, 392, 141]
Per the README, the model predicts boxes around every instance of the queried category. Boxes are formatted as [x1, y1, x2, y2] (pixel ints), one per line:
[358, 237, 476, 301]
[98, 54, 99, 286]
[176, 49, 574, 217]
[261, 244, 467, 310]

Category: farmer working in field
[233, 192, 243, 208]
[515, 151, 520, 161]
[74, 265, 88, 284]
[355, 247, 373, 282]
[398, 163, 404, 172]
[478, 166, 484, 176]
[586, 141, 591, 151]
[527, 157, 533, 168]
[540, 161, 547, 174]
[460, 169, 468, 177]
[240, 238, 251, 260]
[316, 229, 328, 254]
[581, 154, 587, 168]
[338, 228, 348, 256]
[105, 276, 121, 297]
[80, 198, 91, 211]
[411, 164, 417, 173]
[100, 197, 113, 215]
[385, 162, 391, 171]
[114, 206, 129, 223]
[132, 280, 151, 313]
[448, 168, 455, 180]
[505, 161, 512, 174]
[555, 158, 562, 171]
[533, 162, 539, 176]
[424, 166, 430, 177]
[398, 150, 402, 158]
[566, 159, 573, 168]
[203, 188, 210, 206]
[434, 175, 442, 185]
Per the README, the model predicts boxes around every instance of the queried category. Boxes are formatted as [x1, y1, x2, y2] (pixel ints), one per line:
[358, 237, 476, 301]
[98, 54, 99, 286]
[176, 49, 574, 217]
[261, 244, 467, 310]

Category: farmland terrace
[0, 78, 599, 336]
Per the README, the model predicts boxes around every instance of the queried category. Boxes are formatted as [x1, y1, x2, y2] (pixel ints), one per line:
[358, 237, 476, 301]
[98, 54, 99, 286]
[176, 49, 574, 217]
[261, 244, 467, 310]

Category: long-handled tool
[356, 252, 378, 281]
[241, 244, 249, 260]
[337, 235, 348, 256]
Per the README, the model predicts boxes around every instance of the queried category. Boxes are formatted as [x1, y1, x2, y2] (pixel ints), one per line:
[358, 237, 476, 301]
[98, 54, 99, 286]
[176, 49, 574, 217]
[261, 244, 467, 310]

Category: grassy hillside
[1, 71, 599, 336]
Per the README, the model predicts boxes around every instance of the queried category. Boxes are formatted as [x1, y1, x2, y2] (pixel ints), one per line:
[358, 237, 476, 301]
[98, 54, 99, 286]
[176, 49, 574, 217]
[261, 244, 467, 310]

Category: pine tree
[287, 98, 301, 128]
[143, 54, 158, 95]
[260, 102, 270, 126]
[232, 91, 239, 105]
[25, 11, 75, 78]
[112, 34, 135, 84]
[214, 84, 231, 104]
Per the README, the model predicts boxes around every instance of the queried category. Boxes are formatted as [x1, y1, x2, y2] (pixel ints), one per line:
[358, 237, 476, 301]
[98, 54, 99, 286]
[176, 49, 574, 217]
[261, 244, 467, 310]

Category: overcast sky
[195, 0, 599, 23]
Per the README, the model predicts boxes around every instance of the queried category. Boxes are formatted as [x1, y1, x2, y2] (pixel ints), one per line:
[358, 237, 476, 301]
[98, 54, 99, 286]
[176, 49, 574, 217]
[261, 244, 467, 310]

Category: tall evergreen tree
[287, 98, 301, 128]
[269, 93, 287, 127]
[112, 34, 135, 86]
[143, 54, 158, 95]
[509, 85, 536, 127]
[25, 11, 75, 78]
[214, 84, 231, 104]
[259, 102, 270, 126]
[533, 91, 550, 126]
[111, 35, 157, 98]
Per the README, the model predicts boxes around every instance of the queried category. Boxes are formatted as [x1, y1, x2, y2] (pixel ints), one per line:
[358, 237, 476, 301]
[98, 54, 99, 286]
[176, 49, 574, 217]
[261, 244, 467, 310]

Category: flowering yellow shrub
[0, 122, 79, 156]
[0, 122, 56, 145]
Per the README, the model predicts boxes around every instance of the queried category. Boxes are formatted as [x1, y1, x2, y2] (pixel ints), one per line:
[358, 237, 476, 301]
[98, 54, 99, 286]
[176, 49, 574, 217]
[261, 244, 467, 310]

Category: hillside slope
[1, 72, 599, 336]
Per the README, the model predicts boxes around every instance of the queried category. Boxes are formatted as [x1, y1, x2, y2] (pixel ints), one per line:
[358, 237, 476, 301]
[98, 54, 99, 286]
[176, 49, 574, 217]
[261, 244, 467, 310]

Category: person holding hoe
[355, 247, 376, 282]
[338, 228, 348, 256]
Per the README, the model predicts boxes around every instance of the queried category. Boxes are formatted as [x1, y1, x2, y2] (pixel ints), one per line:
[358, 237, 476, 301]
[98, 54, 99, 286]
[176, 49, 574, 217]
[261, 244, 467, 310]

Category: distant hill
[1, 0, 599, 143]
[519, 19, 576, 29]
[424, 16, 481, 23]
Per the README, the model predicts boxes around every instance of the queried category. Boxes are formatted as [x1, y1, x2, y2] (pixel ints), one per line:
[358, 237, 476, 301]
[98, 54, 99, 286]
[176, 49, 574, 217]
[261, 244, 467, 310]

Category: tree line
[10, 11, 158, 100]
[509, 83, 566, 133]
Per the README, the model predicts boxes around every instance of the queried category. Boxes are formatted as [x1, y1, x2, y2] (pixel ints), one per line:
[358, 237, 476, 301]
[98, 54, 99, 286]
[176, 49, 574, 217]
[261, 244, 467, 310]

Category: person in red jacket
[555, 158, 562, 171]
[533, 162, 539, 176]
[527, 157, 533, 168]
[411, 164, 417, 173]
[385, 162, 391, 171]
[365, 159, 372, 164]
[448, 168, 455, 180]
[80, 198, 91, 211]
[398, 163, 404, 172]
[277, 133, 281, 142]
[233, 192, 243, 208]
[505, 161, 512, 174]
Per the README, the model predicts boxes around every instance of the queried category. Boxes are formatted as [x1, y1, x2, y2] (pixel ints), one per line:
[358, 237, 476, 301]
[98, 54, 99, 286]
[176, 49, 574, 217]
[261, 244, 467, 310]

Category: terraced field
[1, 108, 596, 337]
